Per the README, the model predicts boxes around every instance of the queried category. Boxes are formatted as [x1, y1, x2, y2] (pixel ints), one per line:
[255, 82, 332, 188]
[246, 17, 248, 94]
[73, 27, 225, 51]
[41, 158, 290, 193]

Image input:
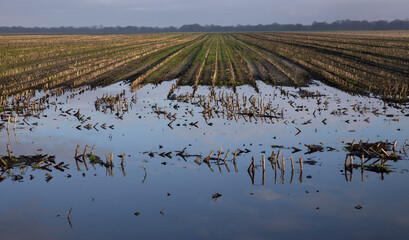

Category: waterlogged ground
[1, 80, 409, 239]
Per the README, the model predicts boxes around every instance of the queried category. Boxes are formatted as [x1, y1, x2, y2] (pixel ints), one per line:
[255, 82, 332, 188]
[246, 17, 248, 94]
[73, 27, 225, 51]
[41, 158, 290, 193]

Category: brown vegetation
[1, 31, 408, 101]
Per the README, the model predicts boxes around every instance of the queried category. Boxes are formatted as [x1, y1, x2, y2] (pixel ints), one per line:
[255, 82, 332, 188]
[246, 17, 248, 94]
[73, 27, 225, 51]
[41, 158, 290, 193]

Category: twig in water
[90, 144, 95, 155]
[75, 145, 79, 159]
[13, 115, 17, 130]
[141, 164, 147, 183]
[67, 207, 73, 228]
[121, 152, 125, 166]
[7, 144, 12, 159]
[203, 151, 213, 163]
[300, 156, 303, 171]
[194, 156, 201, 165]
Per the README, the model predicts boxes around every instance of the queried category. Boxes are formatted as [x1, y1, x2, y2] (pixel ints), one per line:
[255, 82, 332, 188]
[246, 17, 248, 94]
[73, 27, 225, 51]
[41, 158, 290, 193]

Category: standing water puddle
[1, 80, 409, 239]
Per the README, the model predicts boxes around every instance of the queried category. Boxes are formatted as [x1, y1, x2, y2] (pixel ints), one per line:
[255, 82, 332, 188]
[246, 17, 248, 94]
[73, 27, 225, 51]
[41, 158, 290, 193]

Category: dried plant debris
[0, 148, 116, 182]
[212, 193, 222, 200]
[304, 144, 324, 154]
[0, 154, 57, 170]
[346, 140, 400, 160]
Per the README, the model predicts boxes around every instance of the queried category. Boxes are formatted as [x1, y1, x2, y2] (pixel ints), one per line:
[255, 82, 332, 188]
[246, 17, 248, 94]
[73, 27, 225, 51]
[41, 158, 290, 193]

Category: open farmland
[2, 31, 408, 101]
[1, 32, 409, 239]
[235, 31, 409, 101]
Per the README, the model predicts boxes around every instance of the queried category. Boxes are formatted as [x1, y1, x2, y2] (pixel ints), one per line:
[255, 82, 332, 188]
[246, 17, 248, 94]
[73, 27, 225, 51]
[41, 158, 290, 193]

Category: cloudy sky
[1, 0, 408, 27]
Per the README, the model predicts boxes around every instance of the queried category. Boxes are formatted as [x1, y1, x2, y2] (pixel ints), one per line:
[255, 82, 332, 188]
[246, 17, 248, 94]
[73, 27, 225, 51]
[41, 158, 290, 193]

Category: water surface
[1, 80, 409, 239]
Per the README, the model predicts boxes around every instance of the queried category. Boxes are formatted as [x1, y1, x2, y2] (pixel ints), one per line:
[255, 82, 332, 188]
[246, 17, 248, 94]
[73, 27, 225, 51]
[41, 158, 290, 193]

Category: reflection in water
[2, 145, 319, 186]
[0, 79, 409, 239]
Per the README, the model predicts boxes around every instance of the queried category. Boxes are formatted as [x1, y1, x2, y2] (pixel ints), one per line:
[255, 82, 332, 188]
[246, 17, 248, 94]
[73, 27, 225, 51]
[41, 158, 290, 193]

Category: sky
[0, 0, 408, 27]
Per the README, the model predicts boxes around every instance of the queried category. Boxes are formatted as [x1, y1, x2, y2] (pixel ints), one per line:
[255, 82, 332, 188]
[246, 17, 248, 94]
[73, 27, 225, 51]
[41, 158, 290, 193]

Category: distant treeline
[1, 19, 409, 34]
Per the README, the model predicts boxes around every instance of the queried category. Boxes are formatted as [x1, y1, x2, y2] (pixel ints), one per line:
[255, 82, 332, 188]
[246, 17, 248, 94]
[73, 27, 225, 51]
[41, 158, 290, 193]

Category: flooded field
[1, 79, 409, 239]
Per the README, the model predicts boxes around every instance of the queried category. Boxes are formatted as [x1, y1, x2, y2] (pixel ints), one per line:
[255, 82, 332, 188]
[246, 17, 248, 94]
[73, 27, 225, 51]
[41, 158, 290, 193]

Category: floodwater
[1, 80, 409, 240]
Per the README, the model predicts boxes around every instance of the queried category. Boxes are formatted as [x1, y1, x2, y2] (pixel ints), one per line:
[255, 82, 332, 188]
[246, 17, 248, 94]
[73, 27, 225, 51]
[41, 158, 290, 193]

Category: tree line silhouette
[1, 19, 409, 34]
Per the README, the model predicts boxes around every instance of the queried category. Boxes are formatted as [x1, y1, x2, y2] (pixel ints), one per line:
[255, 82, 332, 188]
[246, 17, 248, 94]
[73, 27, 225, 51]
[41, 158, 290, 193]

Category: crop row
[235, 32, 409, 100]
[1, 32, 408, 101]
[0, 34, 200, 95]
